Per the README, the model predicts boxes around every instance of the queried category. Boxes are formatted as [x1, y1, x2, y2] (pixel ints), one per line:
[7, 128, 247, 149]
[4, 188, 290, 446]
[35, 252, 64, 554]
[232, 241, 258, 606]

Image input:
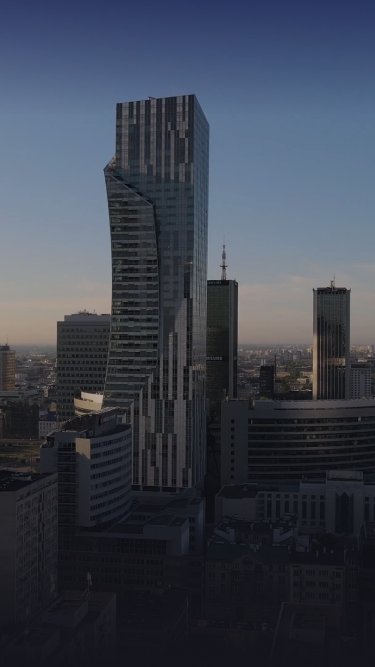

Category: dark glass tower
[206, 279, 238, 417]
[313, 282, 351, 400]
[104, 95, 209, 490]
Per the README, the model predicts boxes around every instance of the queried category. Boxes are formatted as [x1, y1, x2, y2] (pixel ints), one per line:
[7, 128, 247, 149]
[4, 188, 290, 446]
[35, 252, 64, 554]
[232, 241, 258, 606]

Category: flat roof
[0, 471, 56, 493]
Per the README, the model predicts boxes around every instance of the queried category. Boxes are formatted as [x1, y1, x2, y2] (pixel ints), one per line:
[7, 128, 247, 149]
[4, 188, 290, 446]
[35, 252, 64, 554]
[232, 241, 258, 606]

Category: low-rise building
[3, 590, 116, 666]
[215, 471, 375, 536]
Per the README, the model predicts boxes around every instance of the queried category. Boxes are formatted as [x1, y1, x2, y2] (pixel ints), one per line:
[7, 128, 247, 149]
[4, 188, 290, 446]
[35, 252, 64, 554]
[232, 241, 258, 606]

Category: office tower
[0, 344, 15, 390]
[56, 312, 110, 420]
[0, 471, 58, 626]
[206, 249, 238, 417]
[351, 363, 371, 399]
[221, 398, 375, 485]
[313, 281, 350, 400]
[40, 408, 132, 540]
[259, 365, 274, 399]
[104, 95, 209, 490]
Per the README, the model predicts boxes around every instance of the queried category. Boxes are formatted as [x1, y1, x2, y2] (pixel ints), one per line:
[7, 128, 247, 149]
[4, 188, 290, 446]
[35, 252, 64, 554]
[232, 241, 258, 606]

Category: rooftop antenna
[330, 275, 336, 290]
[220, 238, 227, 281]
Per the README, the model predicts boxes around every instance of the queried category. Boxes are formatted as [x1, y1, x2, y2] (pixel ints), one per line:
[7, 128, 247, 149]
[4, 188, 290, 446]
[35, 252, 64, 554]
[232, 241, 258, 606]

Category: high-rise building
[259, 365, 274, 399]
[56, 312, 110, 420]
[0, 471, 58, 626]
[0, 344, 15, 390]
[104, 95, 209, 490]
[206, 274, 238, 418]
[351, 363, 372, 399]
[313, 282, 350, 400]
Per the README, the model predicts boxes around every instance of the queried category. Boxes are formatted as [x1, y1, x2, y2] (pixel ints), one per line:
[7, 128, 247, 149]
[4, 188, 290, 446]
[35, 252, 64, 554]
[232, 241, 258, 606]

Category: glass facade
[206, 280, 238, 417]
[313, 286, 351, 400]
[104, 95, 209, 490]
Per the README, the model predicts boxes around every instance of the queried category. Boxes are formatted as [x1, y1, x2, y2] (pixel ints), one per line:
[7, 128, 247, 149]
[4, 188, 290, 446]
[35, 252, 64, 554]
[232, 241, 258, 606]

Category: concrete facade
[0, 471, 58, 626]
[56, 313, 110, 420]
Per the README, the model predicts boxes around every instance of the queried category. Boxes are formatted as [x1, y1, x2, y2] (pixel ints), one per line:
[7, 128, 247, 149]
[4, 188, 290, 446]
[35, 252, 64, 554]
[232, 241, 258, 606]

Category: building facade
[40, 408, 132, 537]
[215, 470, 375, 536]
[0, 344, 15, 390]
[351, 363, 371, 399]
[221, 399, 375, 485]
[56, 313, 110, 420]
[313, 284, 350, 400]
[0, 471, 58, 626]
[206, 279, 238, 418]
[259, 365, 274, 399]
[103, 95, 209, 490]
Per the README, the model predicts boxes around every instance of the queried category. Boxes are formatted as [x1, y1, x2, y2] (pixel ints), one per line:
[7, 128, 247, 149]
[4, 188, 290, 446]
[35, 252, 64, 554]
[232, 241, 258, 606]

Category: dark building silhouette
[259, 365, 274, 399]
[313, 282, 350, 400]
[206, 278, 238, 417]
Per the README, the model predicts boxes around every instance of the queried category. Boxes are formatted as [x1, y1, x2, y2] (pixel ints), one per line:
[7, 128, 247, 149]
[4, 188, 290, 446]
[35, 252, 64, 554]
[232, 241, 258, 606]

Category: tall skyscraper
[104, 95, 209, 490]
[259, 365, 274, 399]
[0, 344, 15, 390]
[313, 282, 350, 400]
[206, 254, 238, 417]
[56, 312, 110, 420]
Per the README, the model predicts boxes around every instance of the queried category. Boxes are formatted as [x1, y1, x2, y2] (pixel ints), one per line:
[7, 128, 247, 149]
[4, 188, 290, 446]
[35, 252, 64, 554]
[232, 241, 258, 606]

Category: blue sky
[1, 0, 375, 344]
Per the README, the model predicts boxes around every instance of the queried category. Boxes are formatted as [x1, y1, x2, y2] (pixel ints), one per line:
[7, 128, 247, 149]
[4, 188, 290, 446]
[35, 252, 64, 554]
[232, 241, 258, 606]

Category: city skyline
[2, 2, 375, 345]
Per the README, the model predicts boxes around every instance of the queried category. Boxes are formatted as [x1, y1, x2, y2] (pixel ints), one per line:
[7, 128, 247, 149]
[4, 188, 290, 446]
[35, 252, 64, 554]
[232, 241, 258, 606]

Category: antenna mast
[220, 242, 227, 281]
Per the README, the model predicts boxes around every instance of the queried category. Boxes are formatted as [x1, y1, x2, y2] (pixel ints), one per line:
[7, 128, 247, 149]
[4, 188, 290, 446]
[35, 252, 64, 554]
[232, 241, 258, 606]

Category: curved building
[222, 399, 375, 484]
[103, 95, 209, 491]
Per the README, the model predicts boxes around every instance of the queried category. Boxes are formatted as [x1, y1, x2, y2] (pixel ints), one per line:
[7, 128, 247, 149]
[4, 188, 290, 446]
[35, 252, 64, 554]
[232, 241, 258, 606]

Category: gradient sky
[1, 0, 375, 345]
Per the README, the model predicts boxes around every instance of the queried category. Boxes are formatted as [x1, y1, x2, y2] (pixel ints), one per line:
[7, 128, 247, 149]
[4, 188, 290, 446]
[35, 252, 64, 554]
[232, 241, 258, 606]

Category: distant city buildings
[0, 471, 58, 626]
[56, 312, 110, 420]
[0, 344, 15, 390]
[351, 362, 371, 399]
[313, 282, 350, 400]
[207, 273, 238, 418]
[103, 95, 209, 490]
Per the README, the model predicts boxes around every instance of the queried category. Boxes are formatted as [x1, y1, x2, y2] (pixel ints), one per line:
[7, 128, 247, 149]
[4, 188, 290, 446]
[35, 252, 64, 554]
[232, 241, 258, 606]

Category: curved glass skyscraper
[104, 95, 209, 491]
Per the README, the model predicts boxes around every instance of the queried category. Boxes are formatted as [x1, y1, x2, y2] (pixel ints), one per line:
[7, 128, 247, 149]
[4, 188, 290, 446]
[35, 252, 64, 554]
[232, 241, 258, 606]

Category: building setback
[206, 278, 238, 417]
[103, 95, 209, 490]
[313, 283, 350, 400]
[56, 312, 110, 420]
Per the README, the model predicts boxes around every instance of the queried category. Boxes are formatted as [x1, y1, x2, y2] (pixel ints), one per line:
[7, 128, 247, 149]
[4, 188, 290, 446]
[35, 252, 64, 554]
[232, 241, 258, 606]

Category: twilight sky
[1, 0, 375, 345]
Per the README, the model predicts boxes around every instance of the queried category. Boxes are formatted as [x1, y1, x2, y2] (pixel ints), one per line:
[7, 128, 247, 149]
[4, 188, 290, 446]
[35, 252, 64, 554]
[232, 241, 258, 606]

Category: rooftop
[117, 589, 187, 633]
[0, 471, 56, 493]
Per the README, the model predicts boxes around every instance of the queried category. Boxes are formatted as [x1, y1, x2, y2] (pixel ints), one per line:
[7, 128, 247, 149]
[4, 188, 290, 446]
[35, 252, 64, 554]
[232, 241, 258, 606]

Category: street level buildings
[0, 471, 58, 627]
[313, 284, 350, 400]
[103, 95, 209, 490]
[206, 279, 238, 417]
[0, 344, 15, 390]
[56, 313, 110, 420]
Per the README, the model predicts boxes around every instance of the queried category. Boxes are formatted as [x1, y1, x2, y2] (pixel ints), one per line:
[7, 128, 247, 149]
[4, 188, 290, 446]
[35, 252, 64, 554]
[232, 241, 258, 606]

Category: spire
[220, 240, 227, 281]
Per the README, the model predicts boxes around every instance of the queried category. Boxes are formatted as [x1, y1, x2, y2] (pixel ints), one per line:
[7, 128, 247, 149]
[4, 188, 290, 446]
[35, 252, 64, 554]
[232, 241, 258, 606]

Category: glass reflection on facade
[104, 95, 209, 490]
[313, 284, 351, 400]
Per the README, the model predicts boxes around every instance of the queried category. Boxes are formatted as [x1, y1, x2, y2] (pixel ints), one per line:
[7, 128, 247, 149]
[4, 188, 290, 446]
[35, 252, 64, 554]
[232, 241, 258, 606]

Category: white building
[351, 363, 371, 399]
[56, 312, 110, 420]
[0, 471, 58, 626]
[40, 408, 132, 527]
